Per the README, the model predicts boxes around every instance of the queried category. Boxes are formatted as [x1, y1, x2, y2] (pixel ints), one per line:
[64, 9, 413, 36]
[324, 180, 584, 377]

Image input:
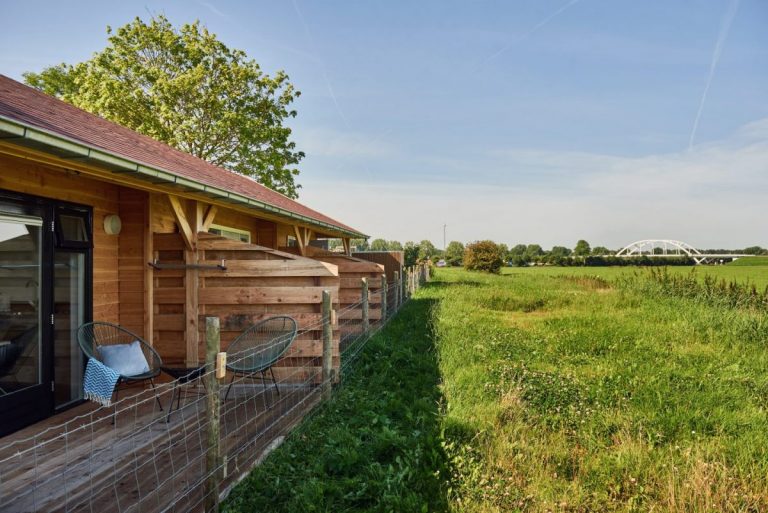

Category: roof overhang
[0, 115, 367, 239]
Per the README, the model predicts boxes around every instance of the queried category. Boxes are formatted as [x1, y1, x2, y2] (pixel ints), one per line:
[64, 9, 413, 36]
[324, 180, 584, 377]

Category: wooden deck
[0, 382, 320, 513]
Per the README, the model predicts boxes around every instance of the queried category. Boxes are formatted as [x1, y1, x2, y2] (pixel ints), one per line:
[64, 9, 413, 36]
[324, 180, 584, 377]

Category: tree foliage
[464, 241, 504, 273]
[418, 240, 437, 261]
[351, 238, 370, 251]
[403, 242, 419, 267]
[573, 239, 591, 256]
[23, 16, 304, 198]
[369, 238, 388, 251]
[444, 241, 465, 266]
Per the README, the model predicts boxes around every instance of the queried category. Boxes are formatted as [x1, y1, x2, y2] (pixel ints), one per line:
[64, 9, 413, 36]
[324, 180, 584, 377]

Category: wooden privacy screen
[152, 232, 340, 383]
[352, 251, 404, 283]
[282, 247, 385, 344]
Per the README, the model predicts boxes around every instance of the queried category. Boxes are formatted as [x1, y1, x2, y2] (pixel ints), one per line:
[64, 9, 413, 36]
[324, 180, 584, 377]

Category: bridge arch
[615, 240, 706, 264]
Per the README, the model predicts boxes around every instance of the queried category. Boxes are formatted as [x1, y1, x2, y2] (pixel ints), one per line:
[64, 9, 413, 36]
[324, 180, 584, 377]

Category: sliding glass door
[0, 206, 50, 435]
[0, 191, 92, 436]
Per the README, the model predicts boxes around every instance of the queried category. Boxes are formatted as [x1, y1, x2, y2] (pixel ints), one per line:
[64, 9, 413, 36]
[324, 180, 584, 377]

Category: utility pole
[443, 223, 447, 252]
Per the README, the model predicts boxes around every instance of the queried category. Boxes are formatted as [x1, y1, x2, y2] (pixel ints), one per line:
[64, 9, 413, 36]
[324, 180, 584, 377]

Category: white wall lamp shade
[103, 214, 122, 235]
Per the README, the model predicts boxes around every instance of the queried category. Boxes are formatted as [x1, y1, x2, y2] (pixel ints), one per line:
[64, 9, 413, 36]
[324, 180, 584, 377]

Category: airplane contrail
[688, 0, 740, 150]
[480, 0, 581, 67]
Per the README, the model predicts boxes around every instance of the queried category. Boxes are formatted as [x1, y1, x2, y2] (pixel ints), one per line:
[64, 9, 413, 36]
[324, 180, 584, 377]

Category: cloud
[297, 118, 768, 249]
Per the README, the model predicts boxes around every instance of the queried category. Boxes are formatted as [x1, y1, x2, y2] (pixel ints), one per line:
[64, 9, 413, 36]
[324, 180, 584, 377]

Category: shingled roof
[0, 74, 364, 237]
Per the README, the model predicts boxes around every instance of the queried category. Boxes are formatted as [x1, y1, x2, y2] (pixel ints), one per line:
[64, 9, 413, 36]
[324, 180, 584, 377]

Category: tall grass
[430, 268, 768, 512]
[222, 267, 768, 512]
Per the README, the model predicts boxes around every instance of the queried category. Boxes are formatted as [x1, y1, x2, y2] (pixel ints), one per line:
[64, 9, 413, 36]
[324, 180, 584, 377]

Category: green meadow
[225, 262, 768, 512]
[503, 258, 768, 290]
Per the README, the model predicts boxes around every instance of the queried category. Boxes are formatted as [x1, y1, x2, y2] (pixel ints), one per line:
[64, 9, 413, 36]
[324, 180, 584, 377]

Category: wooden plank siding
[0, 154, 122, 324]
[152, 232, 340, 382]
[352, 250, 404, 283]
[282, 246, 385, 343]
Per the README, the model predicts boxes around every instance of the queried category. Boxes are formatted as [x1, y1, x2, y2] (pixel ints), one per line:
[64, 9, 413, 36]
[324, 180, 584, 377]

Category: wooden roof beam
[168, 194, 195, 250]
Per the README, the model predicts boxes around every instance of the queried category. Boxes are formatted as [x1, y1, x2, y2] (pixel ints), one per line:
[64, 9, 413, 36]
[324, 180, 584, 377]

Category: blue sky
[2, 0, 766, 248]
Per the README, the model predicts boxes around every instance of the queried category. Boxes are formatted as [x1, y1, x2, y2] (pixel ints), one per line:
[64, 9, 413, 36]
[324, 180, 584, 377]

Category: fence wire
[0, 269, 426, 513]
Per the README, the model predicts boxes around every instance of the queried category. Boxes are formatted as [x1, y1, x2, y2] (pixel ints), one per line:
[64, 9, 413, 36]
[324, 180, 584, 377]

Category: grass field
[224, 264, 768, 512]
[502, 259, 768, 290]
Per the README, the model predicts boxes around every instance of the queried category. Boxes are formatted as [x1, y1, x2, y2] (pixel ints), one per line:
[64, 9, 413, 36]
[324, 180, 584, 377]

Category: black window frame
[54, 206, 93, 250]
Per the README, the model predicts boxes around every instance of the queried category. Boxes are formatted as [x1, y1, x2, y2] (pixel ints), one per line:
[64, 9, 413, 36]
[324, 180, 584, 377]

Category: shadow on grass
[222, 296, 450, 512]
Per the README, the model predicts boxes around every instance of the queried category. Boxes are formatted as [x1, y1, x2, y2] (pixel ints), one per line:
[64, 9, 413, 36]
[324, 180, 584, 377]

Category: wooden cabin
[0, 75, 366, 437]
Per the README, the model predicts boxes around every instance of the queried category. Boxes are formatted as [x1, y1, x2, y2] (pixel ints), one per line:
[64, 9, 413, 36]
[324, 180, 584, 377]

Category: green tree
[573, 239, 591, 256]
[369, 238, 388, 251]
[351, 238, 369, 251]
[444, 241, 465, 266]
[510, 244, 527, 257]
[464, 241, 504, 273]
[23, 16, 304, 198]
[388, 240, 403, 251]
[525, 244, 544, 258]
[591, 246, 611, 256]
[403, 241, 419, 266]
[743, 246, 765, 255]
[418, 240, 437, 260]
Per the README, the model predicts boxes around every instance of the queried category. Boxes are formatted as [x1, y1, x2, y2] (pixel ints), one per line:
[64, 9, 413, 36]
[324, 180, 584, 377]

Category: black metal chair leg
[269, 366, 280, 396]
[150, 378, 163, 412]
[224, 373, 236, 401]
[261, 370, 273, 409]
[166, 383, 178, 423]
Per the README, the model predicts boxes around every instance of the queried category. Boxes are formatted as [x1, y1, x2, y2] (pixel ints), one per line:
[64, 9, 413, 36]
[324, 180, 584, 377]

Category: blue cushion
[99, 340, 150, 377]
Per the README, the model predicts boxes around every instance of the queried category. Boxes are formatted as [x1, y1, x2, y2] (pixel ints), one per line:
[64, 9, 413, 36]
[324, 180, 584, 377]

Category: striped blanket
[83, 357, 120, 407]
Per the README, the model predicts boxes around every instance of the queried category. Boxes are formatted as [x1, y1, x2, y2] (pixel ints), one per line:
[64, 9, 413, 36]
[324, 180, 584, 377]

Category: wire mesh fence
[0, 265, 429, 513]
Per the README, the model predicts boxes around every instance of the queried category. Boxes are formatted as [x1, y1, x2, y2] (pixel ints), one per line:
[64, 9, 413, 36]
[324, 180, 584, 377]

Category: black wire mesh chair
[224, 316, 298, 406]
[76, 321, 163, 410]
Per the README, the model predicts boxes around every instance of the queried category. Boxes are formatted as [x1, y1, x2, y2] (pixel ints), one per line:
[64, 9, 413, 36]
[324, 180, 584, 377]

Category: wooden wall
[283, 247, 385, 344]
[152, 233, 340, 382]
[118, 189, 148, 337]
[0, 154, 122, 324]
[352, 251, 404, 283]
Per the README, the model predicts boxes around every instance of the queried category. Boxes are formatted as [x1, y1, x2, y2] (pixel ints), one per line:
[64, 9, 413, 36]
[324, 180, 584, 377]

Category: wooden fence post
[395, 271, 403, 311]
[380, 274, 388, 321]
[361, 277, 369, 333]
[204, 316, 221, 513]
[321, 290, 333, 401]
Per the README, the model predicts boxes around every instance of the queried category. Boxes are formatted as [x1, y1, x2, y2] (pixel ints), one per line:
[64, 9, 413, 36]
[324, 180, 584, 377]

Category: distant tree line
[342, 238, 767, 269]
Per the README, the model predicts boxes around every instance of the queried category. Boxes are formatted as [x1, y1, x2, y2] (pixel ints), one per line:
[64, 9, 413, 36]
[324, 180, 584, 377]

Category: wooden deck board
[0, 384, 320, 513]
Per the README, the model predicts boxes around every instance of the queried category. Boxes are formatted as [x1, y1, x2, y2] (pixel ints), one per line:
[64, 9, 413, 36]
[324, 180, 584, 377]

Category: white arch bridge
[615, 239, 749, 265]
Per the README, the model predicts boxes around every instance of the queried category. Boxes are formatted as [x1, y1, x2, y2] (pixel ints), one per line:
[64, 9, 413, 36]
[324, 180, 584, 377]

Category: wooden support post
[342, 237, 351, 256]
[361, 277, 369, 333]
[380, 274, 387, 321]
[321, 290, 333, 400]
[144, 193, 154, 343]
[204, 317, 221, 513]
[185, 249, 199, 367]
[394, 271, 400, 310]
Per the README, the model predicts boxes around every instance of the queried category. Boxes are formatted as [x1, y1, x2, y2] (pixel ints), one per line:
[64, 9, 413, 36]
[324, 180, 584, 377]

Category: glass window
[0, 214, 42, 397]
[209, 224, 251, 243]
[58, 215, 88, 242]
[55, 208, 91, 249]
